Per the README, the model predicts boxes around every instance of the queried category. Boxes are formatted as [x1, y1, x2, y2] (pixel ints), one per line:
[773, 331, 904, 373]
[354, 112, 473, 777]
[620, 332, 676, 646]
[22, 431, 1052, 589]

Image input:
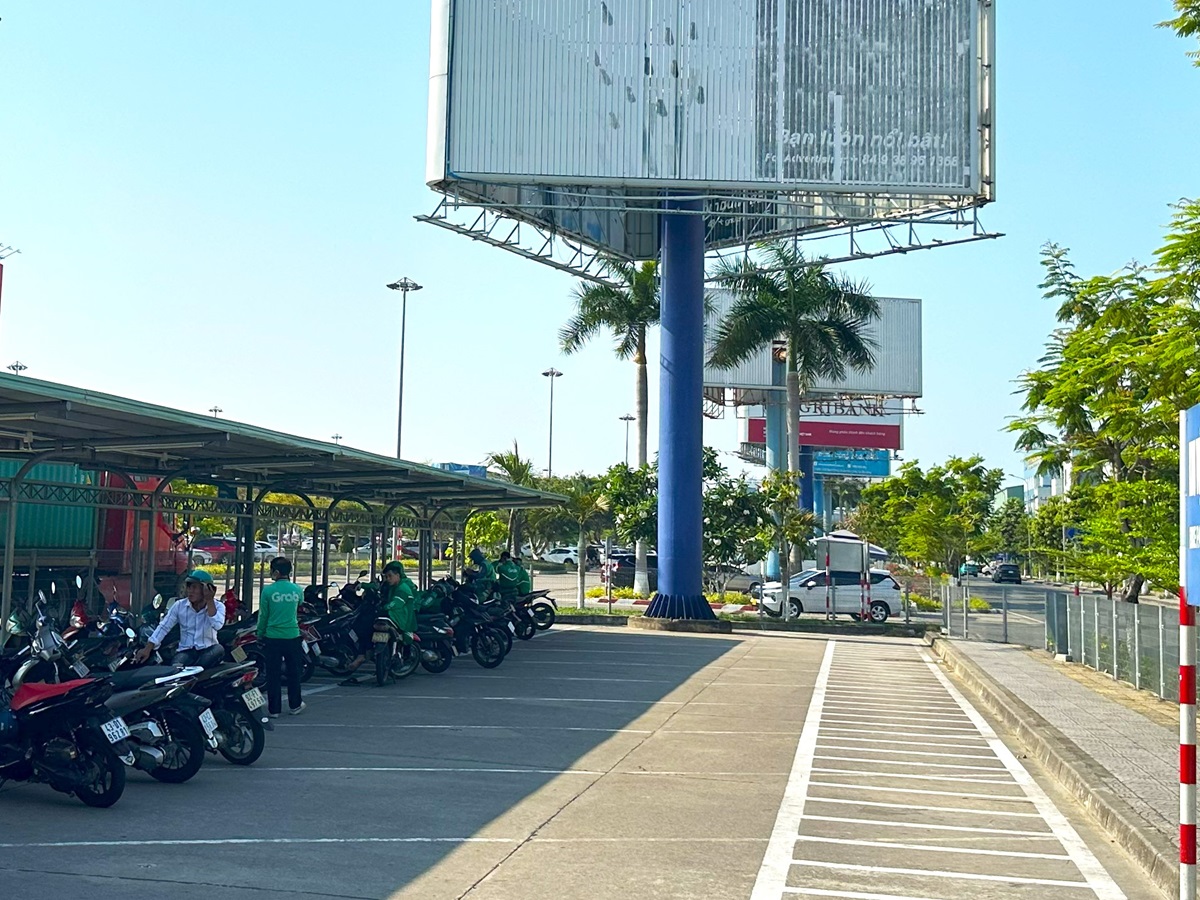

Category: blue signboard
[812, 449, 890, 478]
[1184, 405, 1200, 605]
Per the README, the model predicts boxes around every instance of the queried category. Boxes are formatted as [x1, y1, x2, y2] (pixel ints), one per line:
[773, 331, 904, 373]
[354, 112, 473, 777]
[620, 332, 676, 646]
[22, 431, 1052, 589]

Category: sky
[1, 2, 1197, 489]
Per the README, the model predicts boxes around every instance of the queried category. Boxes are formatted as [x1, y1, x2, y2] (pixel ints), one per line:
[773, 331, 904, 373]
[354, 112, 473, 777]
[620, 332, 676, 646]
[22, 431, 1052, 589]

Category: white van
[759, 568, 902, 623]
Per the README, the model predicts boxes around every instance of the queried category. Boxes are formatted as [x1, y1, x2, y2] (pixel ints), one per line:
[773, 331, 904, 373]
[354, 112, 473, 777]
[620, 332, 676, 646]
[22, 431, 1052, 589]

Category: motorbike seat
[104, 666, 183, 691]
[11, 678, 97, 712]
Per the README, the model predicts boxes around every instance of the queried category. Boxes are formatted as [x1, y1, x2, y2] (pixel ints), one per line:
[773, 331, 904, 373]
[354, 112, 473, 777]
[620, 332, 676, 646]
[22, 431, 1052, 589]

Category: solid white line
[821, 700, 963, 712]
[232, 766, 604, 775]
[815, 744, 999, 761]
[815, 734, 989, 750]
[817, 719, 981, 734]
[300, 684, 339, 696]
[814, 755, 1007, 772]
[804, 796, 1043, 818]
[750, 639, 836, 900]
[783, 889, 945, 900]
[793, 834, 1070, 861]
[0, 837, 521, 849]
[807, 782, 1036, 803]
[921, 653, 1128, 900]
[454, 674, 682, 685]
[817, 710, 972, 724]
[273, 724, 655, 733]
[798, 814, 1049, 836]
[791, 860, 1089, 888]
[811, 768, 1016, 785]
[351, 695, 682, 704]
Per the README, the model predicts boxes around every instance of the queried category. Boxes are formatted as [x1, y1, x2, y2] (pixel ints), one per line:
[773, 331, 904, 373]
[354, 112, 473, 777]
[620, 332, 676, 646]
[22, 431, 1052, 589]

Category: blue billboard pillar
[764, 397, 785, 581]
[645, 198, 713, 621]
[799, 445, 815, 513]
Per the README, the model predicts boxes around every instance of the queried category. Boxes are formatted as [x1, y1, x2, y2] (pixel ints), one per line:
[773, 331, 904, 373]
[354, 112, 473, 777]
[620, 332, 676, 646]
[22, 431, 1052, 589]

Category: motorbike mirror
[36, 589, 46, 602]
[358, 571, 369, 578]
[153, 593, 164, 608]
[75, 575, 83, 589]
[125, 628, 136, 639]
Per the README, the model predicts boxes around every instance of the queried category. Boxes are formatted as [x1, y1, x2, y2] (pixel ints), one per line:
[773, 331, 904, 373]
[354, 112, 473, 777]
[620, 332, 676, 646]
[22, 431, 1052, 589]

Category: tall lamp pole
[386, 277, 423, 458]
[542, 368, 563, 478]
[619, 414, 635, 466]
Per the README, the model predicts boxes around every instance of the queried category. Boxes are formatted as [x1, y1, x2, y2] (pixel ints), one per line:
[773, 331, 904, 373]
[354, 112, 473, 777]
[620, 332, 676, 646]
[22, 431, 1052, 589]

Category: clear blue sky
[1, 2, 1197, 486]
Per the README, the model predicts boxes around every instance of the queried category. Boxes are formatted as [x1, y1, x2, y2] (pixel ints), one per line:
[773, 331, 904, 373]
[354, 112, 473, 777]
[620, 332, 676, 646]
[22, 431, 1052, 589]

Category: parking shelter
[0, 374, 563, 633]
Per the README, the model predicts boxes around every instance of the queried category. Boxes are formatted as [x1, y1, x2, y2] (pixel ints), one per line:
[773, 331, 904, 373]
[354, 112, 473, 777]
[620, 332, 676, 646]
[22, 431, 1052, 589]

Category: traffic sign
[1183, 404, 1200, 606]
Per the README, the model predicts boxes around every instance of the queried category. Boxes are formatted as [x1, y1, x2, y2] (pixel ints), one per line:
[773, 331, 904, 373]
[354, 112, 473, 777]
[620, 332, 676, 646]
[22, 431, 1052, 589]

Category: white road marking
[921, 652, 1127, 900]
[817, 709, 972, 723]
[790, 860, 1090, 889]
[783, 889, 947, 900]
[798, 814, 1050, 837]
[807, 781, 1036, 803]
[750, 639, 837, 900]
[817, 722, 983, 736]
[272, 724, 656, 733]
[815, 744, 999, 760]
[300, 684, 339, 696]
[814, 734, 989, 750]
[804, 796, 1044, 818]
[813, 755, 1010, 772]
[228, 766, 605, 775]
[810, 768, 1017, 785]
[793, 834, 1071, 860]
[0, 836, 772, 851]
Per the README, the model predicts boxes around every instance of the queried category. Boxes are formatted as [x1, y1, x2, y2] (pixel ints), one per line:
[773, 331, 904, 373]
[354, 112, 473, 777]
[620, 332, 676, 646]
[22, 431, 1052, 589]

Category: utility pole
[386, 277, 423, 458]
[542, 367, 563, 478]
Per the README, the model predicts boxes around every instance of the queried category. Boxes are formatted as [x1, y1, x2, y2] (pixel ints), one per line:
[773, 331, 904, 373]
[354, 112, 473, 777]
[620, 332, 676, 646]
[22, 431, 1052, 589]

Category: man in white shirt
[136, 569, 226, 668]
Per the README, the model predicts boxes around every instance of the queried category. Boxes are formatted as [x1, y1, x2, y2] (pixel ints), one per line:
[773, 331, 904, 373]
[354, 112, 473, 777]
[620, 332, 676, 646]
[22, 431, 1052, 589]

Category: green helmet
[382, 560, 405, 575]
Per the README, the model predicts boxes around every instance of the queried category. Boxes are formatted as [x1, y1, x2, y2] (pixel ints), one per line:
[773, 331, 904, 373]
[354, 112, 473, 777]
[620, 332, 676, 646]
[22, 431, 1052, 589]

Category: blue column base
[645, 592, 717, 620]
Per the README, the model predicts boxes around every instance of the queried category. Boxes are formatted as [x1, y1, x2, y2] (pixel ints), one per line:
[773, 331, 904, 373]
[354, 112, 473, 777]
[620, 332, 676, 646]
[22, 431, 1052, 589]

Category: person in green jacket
[495, 551, 528, 600]
[341, 560, 418, 685]
[258, 557, 306, 717]
[467, 547, 498, 600]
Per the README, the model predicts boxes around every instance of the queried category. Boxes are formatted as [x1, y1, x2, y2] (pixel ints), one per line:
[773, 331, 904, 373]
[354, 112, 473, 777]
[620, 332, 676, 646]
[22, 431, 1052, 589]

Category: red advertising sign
[746, 417, 901, 450]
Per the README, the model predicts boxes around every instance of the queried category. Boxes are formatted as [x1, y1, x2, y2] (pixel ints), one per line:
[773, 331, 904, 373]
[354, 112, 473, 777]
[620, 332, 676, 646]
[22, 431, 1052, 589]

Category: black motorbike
[436, 579, 507, 669]
[188, 661, 268, 766]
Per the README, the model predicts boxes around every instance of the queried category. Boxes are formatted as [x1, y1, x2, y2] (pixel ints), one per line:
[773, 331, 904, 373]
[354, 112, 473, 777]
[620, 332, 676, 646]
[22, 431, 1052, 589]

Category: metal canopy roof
[0, 374, 562, 512]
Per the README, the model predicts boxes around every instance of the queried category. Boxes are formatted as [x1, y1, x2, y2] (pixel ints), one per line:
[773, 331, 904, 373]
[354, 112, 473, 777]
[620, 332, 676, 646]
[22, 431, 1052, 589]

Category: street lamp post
[6, 361, 27, 376]
[331, 434, 342, 445]
[542, 368, 562, 478]
[619, 414, 635, 466]
[209, 406, 222, 418]
[386, 277, 423, 458]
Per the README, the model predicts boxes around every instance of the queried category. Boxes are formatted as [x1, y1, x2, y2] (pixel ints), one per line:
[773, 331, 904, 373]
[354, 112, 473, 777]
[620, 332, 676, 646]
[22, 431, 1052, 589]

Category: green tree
[560, 259, 659, 594]
[486, 440, 536, 554]
[463, 511, 508, 560]
[757, 470, 817, 619]
[1163, 0, 1200, 65]
[549, 474, 610, 608]
[1072, 481, 1179, 599]
[601, 462, 658, 550]
[985, 498, 1030, 560]
[708, 242, 880, 564]
[701, 453, 770, 597]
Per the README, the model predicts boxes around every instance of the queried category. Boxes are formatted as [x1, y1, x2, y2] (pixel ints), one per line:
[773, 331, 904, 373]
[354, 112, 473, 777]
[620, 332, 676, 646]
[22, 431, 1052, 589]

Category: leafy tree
[701, 454, 770, 597]
[853, 456, 1003, 575]
[549, 474, 610, 608]
[463, 511, 508, 560]
[1027, 496, 1073, 581]
[486, 440, 536, 553]
[1072, 481, 1179, 599]
[1163, 0, 1200, 65]
[560, 259, 659, 594]
[708, 242, 879, 565]
[757, 470, 817, 613]
[601, 463, 658, 550]
[985, 498, 1030, 560]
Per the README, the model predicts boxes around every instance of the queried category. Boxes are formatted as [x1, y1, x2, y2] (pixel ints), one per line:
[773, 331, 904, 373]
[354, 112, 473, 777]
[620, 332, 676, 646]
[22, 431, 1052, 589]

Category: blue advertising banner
[813, 449, 891, 478]
[1184, 405, 1200, 606]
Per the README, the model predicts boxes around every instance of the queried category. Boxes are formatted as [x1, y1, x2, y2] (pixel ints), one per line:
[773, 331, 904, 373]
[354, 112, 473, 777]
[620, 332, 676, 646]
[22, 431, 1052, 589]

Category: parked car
[959, 562, 982, 577]
[187, 548, 214, 565]
[254, 541, 279, 561]
[703, 564, 762, 597]
[991, 563, 1022, 585]
[541, 547, 579, 566]
[759, 569, 902, 623]
[607, 553, 659, 590]
[192, 538, 237, 563]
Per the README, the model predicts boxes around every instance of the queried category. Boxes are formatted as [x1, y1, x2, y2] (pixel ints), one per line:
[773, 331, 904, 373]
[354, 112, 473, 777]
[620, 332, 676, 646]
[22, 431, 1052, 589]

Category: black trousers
[263, 636, 304, 714]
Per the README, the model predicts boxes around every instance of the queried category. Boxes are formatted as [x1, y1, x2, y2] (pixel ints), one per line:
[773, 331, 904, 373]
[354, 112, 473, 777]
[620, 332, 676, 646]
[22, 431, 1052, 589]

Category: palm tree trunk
[577, 526, 587, 609]
[634, 338, 651, 596]
[786, 341, 803, 571]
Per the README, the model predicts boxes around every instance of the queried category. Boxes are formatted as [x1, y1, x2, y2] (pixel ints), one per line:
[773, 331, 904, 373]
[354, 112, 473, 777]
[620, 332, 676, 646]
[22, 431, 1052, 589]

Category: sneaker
[268, 712, 280, 719]
[289, 701, 307, 716]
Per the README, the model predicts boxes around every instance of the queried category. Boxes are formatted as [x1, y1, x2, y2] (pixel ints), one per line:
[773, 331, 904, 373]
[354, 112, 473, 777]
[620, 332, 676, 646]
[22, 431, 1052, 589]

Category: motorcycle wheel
[73, 735, 126, 808]
[216, 707, 265, 766]
[419, 641, 453, 674]
[390, 645, 420, 680]
[375, 643, 390, 686]
[514, 618, 536, 641]
[492, 625, 513, 656]
[530, 602, 555, 631]
[471, 630, 505, 669]
[149, 710, 207, 783]
[299, 652, 315, 684]
[247, 650, 268, 688]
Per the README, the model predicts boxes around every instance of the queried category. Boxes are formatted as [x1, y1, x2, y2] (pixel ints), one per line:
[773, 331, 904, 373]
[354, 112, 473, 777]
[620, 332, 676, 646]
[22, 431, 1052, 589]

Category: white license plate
[242, 687, 265, 710]
[198, 709, 218, 738]
[231, 646, 247, 662]
[371, 632, 390, 643]
[102, 717, 130, 743]
[72, 660, 89, 677]
[308, 641, 320, 655]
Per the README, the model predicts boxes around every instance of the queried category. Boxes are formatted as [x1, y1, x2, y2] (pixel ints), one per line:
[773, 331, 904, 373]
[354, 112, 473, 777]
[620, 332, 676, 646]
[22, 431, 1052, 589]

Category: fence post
[1001, 585, 1009, 644]
[1134, 601, 1141, 691]
[1045, 591, 1052, 651]
[904, 584, 911, 625]
[1093, 596, 1100, 671]
[962, 584, 969, 639]
[1161, 604, 1167, 699]
[1112, 596, 1119, 681]
[1065, 591, 1073, 660]
[942, 583, 949, 634]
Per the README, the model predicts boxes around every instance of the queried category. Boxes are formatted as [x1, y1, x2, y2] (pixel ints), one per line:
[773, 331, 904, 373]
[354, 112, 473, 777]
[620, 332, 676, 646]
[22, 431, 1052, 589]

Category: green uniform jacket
[496, 559, 524, 597]
[257, 579, 303, 640]
[382, 576, 418, 633]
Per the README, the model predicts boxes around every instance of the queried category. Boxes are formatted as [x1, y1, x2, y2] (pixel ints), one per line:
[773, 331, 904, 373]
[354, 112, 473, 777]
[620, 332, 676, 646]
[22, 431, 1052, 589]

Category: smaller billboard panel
[813, 449, 891, 479]
[1183, 405, 1200, 606]
[799, 420, 901, 451]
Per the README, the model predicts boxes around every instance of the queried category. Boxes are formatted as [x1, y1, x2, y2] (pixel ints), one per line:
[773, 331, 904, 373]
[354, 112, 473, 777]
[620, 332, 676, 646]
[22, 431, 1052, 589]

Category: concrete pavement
[0, 626, 1161, 899]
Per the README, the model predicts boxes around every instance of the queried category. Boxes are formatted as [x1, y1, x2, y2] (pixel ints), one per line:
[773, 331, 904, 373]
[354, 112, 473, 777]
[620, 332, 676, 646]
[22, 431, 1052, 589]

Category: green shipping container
[0, 461, 97, 551]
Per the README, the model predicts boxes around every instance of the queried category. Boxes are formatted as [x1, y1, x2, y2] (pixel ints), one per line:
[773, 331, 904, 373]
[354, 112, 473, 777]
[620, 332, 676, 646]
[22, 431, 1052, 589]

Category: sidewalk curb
[925, 635, 1178, 897]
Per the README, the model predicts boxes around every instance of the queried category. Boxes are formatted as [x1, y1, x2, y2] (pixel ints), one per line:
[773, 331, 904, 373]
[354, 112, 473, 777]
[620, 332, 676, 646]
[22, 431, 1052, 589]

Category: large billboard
[704, 295, 922, 401]
[426, 0, 995, 260]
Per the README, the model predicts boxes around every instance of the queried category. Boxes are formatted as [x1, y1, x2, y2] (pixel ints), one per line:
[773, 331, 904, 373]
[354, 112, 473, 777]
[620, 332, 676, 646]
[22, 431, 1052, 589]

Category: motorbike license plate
[198, 709, 218, 738]
[371, 632, 390, 643]
[102, 717, 131, 744]
[242, 688, 266, 710]
[72, 660, 89, 678]
[308, 641, 320, 655]
[231, 646, 247, 663]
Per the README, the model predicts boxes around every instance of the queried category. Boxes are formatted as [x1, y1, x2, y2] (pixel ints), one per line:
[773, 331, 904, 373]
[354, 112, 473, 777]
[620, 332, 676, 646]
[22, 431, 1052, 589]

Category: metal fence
[942, 584, 1191, 704]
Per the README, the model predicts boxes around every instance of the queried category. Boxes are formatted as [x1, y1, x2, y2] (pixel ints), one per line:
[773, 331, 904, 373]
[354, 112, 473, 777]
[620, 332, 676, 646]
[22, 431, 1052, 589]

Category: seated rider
[341, 560, 416, 685]
[495, 550, 529, 600]
[136, 569, 225, 668]
[465, 547, 498, 601]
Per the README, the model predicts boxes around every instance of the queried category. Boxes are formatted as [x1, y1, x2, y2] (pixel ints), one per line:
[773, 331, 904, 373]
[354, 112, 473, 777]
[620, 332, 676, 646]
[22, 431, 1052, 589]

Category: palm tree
[708, 242, 880, 562]
[560, 259, 658, 595]
[486, 441, 535, 554]
[556, 474, 610, 608]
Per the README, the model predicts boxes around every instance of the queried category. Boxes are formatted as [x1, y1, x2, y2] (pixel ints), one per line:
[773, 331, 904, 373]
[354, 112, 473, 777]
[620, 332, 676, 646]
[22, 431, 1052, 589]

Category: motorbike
[436, 579, 507, 669]
[413, 610, 455, 674]
[0, 676, 135, 807]
[188, 661, 268, 766]
[369, 612, 420, 687]
[526, 589, 557, 631]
